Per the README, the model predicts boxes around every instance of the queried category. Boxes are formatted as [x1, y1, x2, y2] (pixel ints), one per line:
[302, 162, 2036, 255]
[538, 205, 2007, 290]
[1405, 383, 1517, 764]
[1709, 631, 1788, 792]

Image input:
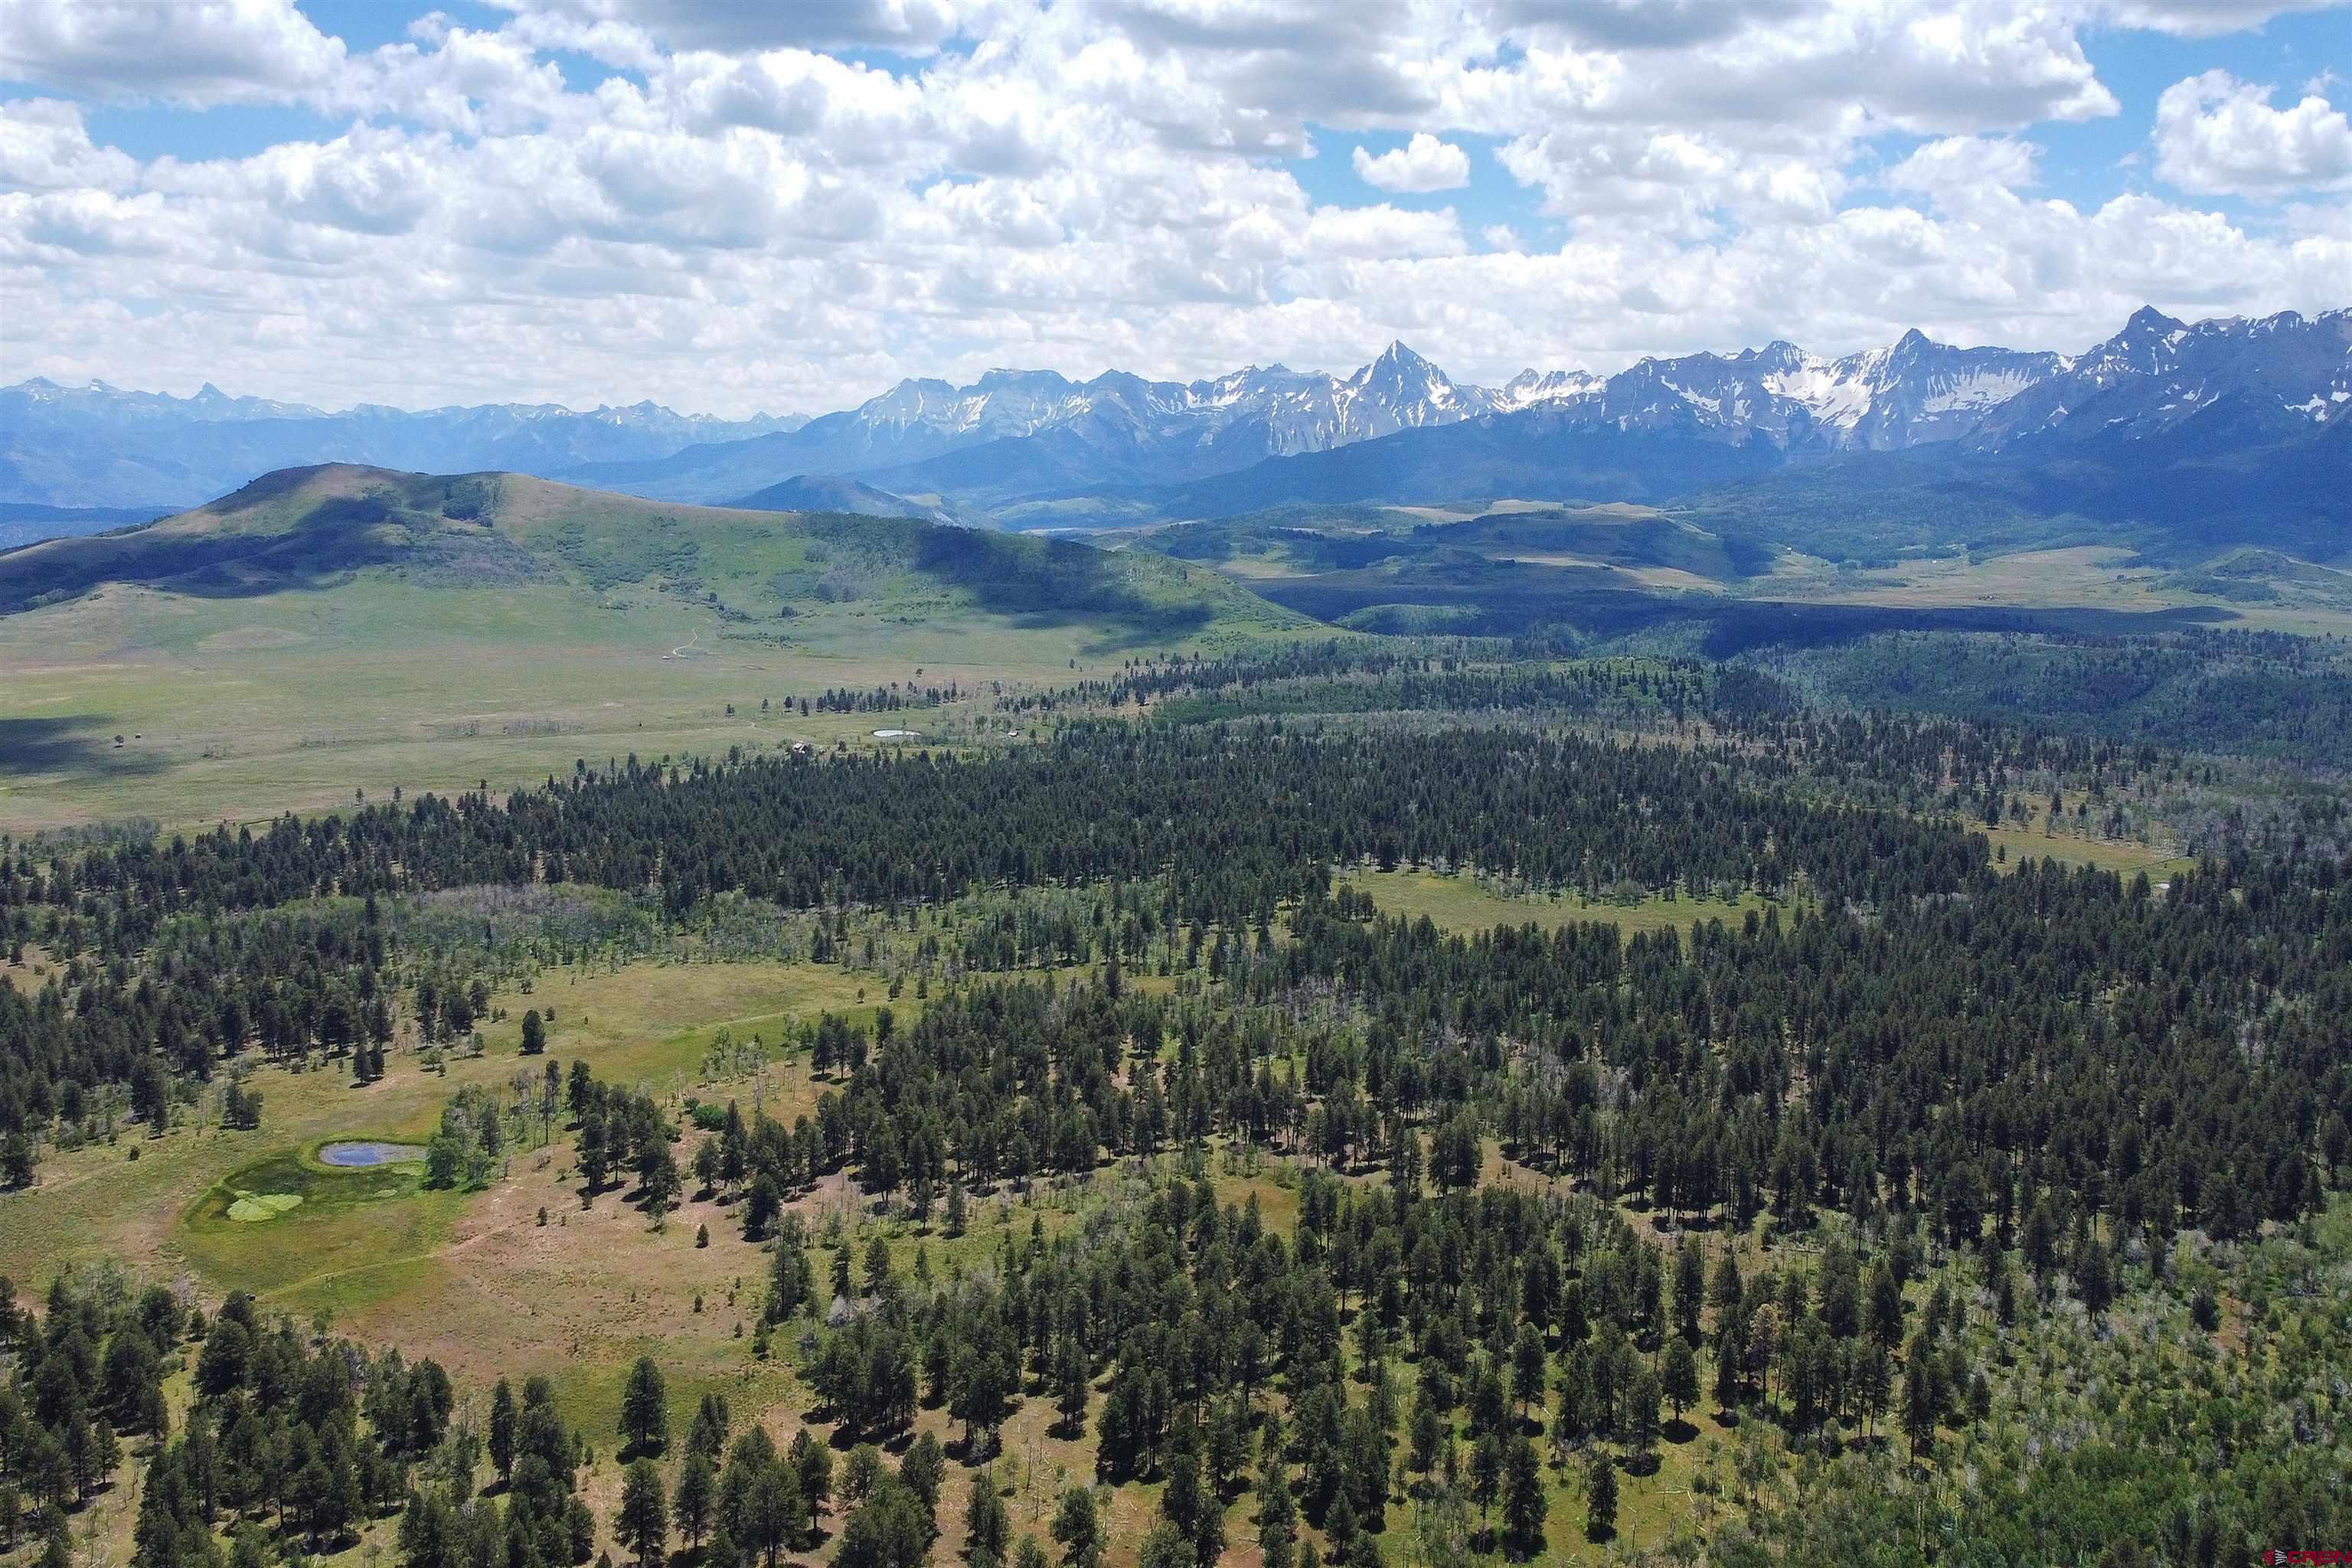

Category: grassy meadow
[0, 573, 1282, 832]
[0, 954, 911, 1568]
[1749, 544, 2352, 637]
[0, 467, 1308, 831]
[1340, 866, 1782, 937]
[0, 959, 859, 1296]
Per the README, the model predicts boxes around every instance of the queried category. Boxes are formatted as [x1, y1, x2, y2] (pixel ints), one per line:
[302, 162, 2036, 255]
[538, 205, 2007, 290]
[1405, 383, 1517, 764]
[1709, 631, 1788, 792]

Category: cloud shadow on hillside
[910, 524, 1214, 652]
[0, 717, 168, 780]
[0, 498, 418, 612]
[1255, 561, 2236, 655]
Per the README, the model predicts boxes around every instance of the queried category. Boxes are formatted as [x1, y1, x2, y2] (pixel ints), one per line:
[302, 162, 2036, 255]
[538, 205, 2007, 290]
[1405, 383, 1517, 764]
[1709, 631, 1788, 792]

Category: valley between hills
[5, 451, 2349, 831]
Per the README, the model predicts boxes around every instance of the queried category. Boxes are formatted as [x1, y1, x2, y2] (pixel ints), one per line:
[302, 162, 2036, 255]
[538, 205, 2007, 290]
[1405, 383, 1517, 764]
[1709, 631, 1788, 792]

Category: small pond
[318, 1141, 427, 1168]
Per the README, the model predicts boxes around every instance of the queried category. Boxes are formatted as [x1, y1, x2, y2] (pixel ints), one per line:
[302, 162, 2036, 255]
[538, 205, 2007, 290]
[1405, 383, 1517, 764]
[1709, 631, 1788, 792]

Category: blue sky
[1295, 11, 2350, 243]
[2037, 10, 2346, 211]
[68, 8, 2342, 212]
[1, 0, 2345, 414]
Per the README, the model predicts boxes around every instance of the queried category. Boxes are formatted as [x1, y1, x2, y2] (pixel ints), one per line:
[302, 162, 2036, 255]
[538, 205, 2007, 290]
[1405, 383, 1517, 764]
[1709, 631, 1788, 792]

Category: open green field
[1984, 822, 2196, 881]
[1975, 792, 2197, 882]
[1341, 835, 2193, 936]
[1750, 544, 2352, 638]
[0, 466, 1307, 830]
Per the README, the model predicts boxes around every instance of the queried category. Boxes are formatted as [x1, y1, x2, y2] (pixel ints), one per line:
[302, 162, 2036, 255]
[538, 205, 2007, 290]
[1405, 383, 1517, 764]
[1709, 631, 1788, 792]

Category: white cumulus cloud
[0, 0, 2344, 415]
[2099, 0, 2351, 37]
[0, 100, 141, 194]
[2154, 70, 2352, 196]
[1886, 136, 2041, 198]
[1352, 132, 1472, 191]
[0, 0, 348, 105]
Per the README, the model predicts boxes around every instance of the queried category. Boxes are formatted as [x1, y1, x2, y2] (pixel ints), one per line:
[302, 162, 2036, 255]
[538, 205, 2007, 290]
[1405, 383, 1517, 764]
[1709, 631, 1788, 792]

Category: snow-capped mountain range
[3, 306, 2343, 520]
[557, 305, 2345, 511]
[1454, 308, 2345, 454]
[1968, 306, 2352, 450]
[805, 330, 2065, 459]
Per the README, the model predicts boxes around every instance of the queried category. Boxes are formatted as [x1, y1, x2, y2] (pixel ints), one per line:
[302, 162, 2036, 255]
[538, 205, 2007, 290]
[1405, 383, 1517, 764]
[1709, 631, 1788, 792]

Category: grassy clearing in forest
[1340, 866, 1780, 937]
[1979, 821, 2196, 881]
[0, 941, 1073, 1540]
[0, 959, 864, 1310]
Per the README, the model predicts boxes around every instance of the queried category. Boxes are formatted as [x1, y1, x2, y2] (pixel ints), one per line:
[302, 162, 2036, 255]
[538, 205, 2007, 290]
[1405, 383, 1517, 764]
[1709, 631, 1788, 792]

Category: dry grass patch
[1341, 867, 1780, 939]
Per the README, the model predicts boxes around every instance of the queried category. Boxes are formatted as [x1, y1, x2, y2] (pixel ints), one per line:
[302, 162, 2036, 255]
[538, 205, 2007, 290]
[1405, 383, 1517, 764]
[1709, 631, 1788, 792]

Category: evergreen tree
[689, 1393, 732, 1465]
[837, 1483, 931, 1568]
[902, 1432, 946, 1515]
[1468, 1435, 1503, 1527]
[965, 1469, 1010, 1566]
[1584, 1455, 1616, 1543]
[616, 1459, 669, 1568]
[620, 1358, 669, 1457]
[675, 1452, 716, 1547]
[489, 1378, 518, 1486]
[789, 1429, 833, 1518]
[1901, 1334, 1940, 1465]
[1137, 1522, 1191, 1568]
[1256, 1456, 1298, 1568]
[1501, 1437, 1546, 1556]
[1052, 1487, 1103, 1568]
[1660, 1339, 1699, 1425]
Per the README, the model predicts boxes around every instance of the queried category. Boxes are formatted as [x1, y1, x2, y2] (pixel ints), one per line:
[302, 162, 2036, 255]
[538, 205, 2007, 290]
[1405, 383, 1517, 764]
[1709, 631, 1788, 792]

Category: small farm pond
[318, 1141, 427, 1168]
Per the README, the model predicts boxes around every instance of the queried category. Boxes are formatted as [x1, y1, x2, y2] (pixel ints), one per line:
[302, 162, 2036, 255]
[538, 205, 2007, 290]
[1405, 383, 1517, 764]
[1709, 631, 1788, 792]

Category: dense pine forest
[0, 655, 2345, 1568]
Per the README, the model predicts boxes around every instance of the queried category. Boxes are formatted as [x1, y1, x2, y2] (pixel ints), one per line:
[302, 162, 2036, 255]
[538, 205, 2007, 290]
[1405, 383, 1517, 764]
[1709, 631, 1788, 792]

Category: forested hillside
[1, 653, 2346, 1568]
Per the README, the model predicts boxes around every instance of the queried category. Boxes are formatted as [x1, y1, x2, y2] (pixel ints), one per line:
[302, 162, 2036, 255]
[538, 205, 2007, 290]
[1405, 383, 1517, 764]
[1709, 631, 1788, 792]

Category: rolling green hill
[0, 465, 1294, 626]
[1132, 499, 1772, 585]
[0, 466, 1306, 829]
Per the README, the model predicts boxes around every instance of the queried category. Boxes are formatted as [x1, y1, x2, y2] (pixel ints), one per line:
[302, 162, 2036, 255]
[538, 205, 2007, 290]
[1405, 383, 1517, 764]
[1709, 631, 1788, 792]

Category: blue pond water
[318, 1141, 426, 1168]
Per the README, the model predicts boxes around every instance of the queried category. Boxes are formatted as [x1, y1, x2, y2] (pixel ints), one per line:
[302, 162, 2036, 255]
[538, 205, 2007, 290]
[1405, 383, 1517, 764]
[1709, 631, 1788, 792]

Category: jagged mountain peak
[1967, 302, 2349, 451]
[974, 366, 1074, 389]
[1336, 339, 1479, 430]
[2123, 304, 2188, 337]
[1364, 339, 1435, 370]
[10, 304, 2337, 516]
[1744, 341, 1813, 372]
[1349, 340, 1451, 393]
